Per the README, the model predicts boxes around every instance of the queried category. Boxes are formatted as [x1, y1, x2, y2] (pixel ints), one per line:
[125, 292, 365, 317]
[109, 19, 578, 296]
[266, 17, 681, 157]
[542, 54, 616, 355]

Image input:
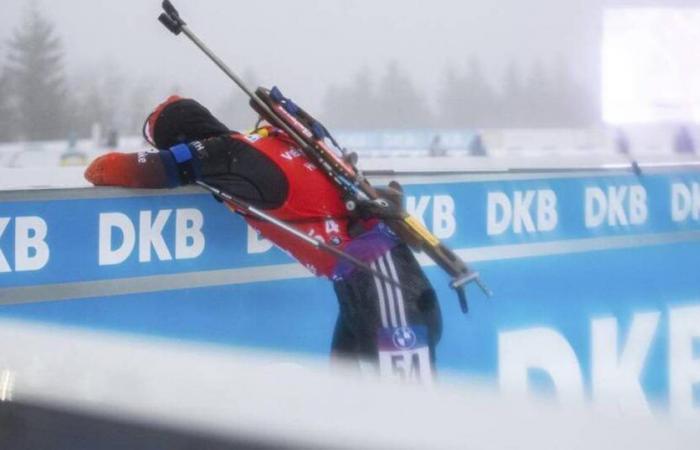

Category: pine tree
[321, 84, 344, 128]
[500, 61, 527, 127]
[533, 57, 599, 128]
[71, 64, 126, 138]
[0, 70, 14, 142]
[550, 56, 575, 127]
[522, 59, 553, 127]
[5, 8, 70, 140]
[465, 57, 499, 127]
[346, 68, 377, 129]
[321, 67, 379, 130]
[438, 65, 467, 128]
[438, 57, 498, 128]
[125, 80, 157, 138]
[375, 61, 432, 129]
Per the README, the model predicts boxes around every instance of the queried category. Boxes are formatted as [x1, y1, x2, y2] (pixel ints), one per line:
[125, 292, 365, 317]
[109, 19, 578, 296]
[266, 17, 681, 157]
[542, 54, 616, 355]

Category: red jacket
[227, 129, 353, 277]
[86, 96, 369, 278]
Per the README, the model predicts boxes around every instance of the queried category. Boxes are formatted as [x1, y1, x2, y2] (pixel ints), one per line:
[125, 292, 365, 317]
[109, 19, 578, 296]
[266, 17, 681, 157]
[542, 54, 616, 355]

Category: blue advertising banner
[0, 169, 699, 415]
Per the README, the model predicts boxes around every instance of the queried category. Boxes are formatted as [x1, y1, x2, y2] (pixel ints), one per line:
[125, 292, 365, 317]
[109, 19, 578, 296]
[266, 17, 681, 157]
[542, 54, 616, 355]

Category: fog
[1, 0, 698, 139]
[0, 0, 606, 108]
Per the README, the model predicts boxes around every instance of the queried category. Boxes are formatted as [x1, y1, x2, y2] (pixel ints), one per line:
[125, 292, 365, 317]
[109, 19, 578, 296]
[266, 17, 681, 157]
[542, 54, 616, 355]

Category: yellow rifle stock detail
[402, 215, 440, 247]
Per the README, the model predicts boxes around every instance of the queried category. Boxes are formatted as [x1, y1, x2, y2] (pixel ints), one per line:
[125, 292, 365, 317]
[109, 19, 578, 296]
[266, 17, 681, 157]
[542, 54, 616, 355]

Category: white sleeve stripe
[385, 252, 407, 328]
[376, 256, 398, 328]
[370, 261, 389, 328]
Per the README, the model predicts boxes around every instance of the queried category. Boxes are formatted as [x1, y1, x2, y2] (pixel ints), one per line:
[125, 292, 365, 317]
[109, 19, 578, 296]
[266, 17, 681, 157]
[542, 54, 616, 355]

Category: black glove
[355, 180, 405, 220]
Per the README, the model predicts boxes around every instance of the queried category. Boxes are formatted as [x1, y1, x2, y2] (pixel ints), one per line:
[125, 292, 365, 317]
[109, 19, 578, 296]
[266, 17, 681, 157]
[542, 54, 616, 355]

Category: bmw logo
[392, 327, 417, 350]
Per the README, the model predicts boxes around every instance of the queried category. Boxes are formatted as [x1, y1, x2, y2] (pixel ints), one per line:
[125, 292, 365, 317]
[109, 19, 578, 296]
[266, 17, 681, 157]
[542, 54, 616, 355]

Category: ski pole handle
[159, 0, 185, 35]
[162, 0, 181, 20]
[158, 1, 310, 151]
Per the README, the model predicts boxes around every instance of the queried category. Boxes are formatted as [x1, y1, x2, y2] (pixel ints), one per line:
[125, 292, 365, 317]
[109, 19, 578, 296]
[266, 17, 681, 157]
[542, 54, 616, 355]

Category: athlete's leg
[330, 308, 357, 361]
[332, 243, 442, 382]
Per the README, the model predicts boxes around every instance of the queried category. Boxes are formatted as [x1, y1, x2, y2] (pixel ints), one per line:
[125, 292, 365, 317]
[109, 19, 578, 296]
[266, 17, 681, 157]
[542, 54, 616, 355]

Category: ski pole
[159, 1, 417, 293]
[158, 0, 492, 312]
[195, 180, 413, 293]
[158, 1, 310, 151]
[158, 0, 376, 205]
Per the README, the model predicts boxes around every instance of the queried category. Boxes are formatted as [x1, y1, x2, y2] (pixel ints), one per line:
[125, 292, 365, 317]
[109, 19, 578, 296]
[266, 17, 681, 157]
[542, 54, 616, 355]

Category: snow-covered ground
[1, 134, 699, 190]
[4, 154, 700, 191]
[0, 319, 696, 449]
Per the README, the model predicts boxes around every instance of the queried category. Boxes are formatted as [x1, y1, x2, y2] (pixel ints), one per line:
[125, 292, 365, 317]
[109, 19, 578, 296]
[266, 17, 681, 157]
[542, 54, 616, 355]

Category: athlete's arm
[85, 135, 289, 209]
[85, 150, 177, 189]
[85, 96, 289, 209]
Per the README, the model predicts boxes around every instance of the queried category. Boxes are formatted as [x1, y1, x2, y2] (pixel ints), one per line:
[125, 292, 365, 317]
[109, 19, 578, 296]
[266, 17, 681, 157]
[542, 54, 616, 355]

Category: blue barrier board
[1, 170, 699, 413]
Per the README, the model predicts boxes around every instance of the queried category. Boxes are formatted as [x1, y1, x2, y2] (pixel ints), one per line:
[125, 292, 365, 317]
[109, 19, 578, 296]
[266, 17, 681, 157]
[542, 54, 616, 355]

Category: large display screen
[602, 8, 700, 124]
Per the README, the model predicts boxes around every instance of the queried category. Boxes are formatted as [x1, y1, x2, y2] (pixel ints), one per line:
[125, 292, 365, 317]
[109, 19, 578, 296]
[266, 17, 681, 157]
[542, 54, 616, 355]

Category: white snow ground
[0, 319, 697, 449]
[3, 154, 699, 190]
[1, 135, 699, 191]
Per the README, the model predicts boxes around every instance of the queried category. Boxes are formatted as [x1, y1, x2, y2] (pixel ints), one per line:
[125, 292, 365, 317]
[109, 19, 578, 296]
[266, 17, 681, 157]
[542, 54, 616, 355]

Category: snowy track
[0, 319, 697, 449]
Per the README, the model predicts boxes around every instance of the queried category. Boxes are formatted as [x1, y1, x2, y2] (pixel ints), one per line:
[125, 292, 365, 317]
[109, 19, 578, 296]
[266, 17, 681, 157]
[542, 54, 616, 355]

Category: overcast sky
[0, 0, 696, 111]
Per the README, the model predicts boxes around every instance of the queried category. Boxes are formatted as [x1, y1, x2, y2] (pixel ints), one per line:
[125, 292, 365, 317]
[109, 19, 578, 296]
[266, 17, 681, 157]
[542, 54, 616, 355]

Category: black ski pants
[331, 244, 442, 370]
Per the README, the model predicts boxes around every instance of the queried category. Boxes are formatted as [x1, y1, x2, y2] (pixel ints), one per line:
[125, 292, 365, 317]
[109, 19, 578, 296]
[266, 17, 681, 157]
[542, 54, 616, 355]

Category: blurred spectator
[673, 126, 696, 154]
[429, 134, 447, 157]
[61, 132, 87, 166]
[469, 134, 487, 156]
[614, 128, 630, 155]
[106, 129, 120, 149]
[67, 131, 78, 150]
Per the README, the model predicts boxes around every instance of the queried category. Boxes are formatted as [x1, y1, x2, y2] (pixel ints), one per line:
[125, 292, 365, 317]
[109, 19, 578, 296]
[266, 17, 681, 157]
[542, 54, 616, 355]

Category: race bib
[377, 326, 432, 384]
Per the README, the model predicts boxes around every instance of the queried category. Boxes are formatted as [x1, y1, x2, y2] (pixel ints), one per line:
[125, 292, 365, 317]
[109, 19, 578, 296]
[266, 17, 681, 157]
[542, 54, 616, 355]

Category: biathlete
[85, 96, 442, 381]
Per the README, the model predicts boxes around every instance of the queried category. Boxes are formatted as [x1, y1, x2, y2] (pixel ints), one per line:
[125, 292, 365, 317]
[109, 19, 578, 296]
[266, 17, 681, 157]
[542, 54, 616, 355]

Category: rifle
[158, 0, 492, 312]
